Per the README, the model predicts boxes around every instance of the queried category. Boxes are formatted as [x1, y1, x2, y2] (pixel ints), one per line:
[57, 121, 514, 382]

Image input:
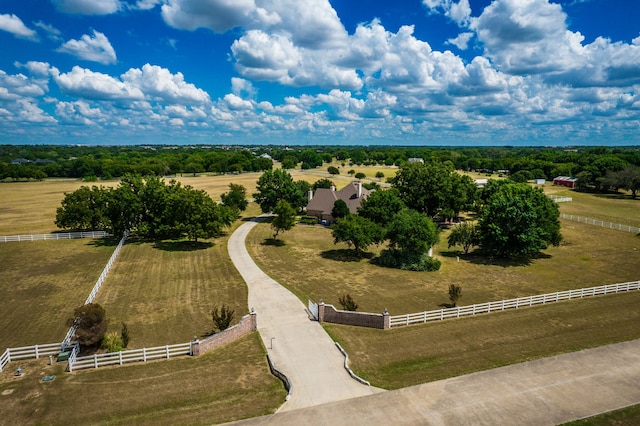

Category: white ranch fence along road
[0, 343, 62, 372]
[389, 280, 640, 328]
[0, 231, 110, 243]
[560, 214, 640, 234]
[63, 230, 129, 346]
[67, 342, 193, 372]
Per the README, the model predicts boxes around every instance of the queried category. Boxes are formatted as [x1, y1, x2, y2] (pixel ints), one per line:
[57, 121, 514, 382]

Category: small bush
[101, 332, 124, 353]
[448, 284, 462, 307]
[120, 322, 130, 348]
[339, 294, 358, 311]
[378, 250, 441, 271]
[212, 304, 235, 332]
[299, 216, 318, 225]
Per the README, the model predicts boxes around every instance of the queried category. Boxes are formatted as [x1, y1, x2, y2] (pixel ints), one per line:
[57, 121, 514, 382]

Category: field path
[227, 217, 382, 412]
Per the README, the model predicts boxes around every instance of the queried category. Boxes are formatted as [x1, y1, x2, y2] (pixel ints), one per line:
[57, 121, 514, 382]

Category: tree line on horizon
[1, 144, 639, 197]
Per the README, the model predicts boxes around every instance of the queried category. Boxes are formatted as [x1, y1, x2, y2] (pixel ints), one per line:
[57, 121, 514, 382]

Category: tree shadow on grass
[153, 240, 214, 252]
[86, 236, 121, 247]
[439, 249, 551, 267]
[262, 238, 285, 247]
[321, 249, 373, 262]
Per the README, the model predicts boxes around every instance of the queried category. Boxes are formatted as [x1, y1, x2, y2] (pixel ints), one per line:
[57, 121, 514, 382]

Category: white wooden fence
[389, 280, 640, 328]
[0, 343, 62, 372]
[67, 342, 193, 372]
[0, 231, 110, 243]
[63, 230, 129, 345]
[560, 214, 640, 234]
[548, 195, 573, 203]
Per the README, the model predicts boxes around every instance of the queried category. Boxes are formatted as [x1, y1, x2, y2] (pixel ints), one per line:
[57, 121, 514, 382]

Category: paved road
[230, 338, 640, 425]
[227, 218, 382, 412]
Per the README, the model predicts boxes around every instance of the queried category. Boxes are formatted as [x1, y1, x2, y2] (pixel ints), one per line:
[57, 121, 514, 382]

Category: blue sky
[0, 0, 638, 146]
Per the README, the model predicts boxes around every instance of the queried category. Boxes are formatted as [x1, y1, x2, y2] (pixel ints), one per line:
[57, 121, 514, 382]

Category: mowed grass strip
[325, 290, 640, 390]
[95, 234, 249, 348]
[0, 239, 116, 347]
[0, 333, 286, 425]
[247, 219, 640, 314]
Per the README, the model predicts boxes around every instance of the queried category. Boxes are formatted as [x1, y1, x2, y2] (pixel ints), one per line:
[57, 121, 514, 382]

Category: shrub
[212, 304, 235, 332]
[67, 303, 108, 348]
[355, 172, 366, 179]
[339, 294, 358, 311]
[448, 284, 462, 307]
[299, 215, 318, 225]
[101, 332, 124, 353]
[378, 250, 441, 271]
[120, 322, 130, 348]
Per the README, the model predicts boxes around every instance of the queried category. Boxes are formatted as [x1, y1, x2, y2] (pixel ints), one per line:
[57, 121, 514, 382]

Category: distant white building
[408, 158, 424, 164]
[474, 179, 488, 188]
[534, 178, 545, 185]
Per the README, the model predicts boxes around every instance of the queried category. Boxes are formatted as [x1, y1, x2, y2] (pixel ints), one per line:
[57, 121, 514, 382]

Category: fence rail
[0, 231, 110, 243]
[548, 195, 573, 203]
[63, 231, 129, 345]
[68, 342, 193, 372]
[0, 343, 62, 372]
[560, 214, 640, 234]
[389, 280, 640, 328]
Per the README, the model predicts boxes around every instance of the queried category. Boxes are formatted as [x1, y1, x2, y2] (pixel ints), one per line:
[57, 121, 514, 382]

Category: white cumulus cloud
[0, 13, 38, 41]
[57, 30, 117, 65]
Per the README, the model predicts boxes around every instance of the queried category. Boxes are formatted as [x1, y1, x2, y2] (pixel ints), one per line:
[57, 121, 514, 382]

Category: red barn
[553, 176, 577, 189]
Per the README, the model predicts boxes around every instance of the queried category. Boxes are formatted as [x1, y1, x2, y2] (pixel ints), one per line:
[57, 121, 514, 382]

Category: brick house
[306, 181, 372, 224]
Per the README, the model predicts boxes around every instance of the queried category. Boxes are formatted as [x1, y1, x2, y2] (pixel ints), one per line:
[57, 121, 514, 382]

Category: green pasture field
[0, 333, 286, 425]
[0, 239, 115, 347]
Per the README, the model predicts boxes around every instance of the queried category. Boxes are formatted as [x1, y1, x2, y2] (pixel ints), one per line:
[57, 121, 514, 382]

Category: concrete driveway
[229, 339, 640, 425]
[227, 218, 382, 412]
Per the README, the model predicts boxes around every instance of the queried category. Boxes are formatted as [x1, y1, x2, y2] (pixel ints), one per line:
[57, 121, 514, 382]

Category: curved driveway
[227, 218, 382, 412]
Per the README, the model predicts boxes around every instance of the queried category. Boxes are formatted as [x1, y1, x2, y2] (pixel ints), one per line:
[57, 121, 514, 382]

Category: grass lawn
[0, 239, 116, 347]
[0, 332, 287, 425]
[96, 233, 249, 348]
[247, 219, 640, 314]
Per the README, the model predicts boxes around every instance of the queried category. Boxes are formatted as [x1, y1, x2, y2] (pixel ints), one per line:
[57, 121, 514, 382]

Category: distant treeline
[1, 145, 639, 191]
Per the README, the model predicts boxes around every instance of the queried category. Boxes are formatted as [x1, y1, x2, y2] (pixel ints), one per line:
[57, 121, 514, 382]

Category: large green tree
[55, 185, 108, 230]
[478, 183, 562, 258]
[221, 183, 249, 213]
[447, 222, 479, 254]
[254, 169, 305, 213]
[602, 166, 640, 199]
[386, 209, 440, 256]
[379, 208, 441, 271]
[392, 161, 470, 218]
[331, 214, 384, 254]
[357, 188, 405, 226]
[271, 200, 296, 240]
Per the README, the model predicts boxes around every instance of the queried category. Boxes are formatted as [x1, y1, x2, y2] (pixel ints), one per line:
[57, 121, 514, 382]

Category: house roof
[553, 176, 577, 182]
[306, 181, 373, 217]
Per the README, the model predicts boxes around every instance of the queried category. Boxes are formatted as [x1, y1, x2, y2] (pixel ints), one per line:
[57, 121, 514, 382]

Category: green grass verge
[562, 404, 640, 425]
[0, 333, 286, 425]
